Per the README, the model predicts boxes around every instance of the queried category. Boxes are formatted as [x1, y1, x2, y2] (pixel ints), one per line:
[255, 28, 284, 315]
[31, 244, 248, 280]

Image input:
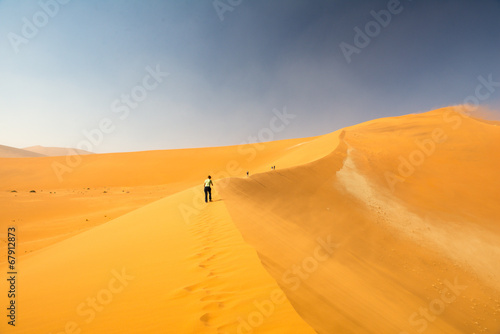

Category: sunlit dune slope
[1, 106, 499, 334]
[0, 186, 315, 334]
[0, 134, 335, 192]
[0, 134, 337, 255]
[0, 185, 178, 257]
[219, 106, 500, 333]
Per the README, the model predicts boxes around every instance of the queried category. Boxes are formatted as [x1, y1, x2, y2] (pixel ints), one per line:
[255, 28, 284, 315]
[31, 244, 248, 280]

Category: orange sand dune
[1, 106, 499, 333]
[0, 133, 334, 333]
[220, 106, 500, 333]
[0, 185, 178, 256]
[0, 134, 333, 255]
[0, 136, 326, 192]
[0, 186, 314, 333]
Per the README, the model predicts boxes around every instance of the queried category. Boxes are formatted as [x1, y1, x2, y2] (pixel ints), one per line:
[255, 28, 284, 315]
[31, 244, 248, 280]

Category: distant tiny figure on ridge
[204, 175, 213, 203]
[246, 171, 249, 176]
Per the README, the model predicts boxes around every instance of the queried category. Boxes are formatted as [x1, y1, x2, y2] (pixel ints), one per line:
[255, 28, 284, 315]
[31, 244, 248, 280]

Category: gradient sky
[1, 0, 499, 153]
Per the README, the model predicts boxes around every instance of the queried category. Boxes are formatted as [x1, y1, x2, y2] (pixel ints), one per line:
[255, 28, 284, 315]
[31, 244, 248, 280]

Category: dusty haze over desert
[1, 0, 500, 333]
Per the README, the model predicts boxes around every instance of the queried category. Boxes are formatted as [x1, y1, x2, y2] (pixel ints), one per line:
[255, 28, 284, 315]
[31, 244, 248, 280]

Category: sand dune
[23, 145, 93, 157]
[0, 135, 325, 256]
[0, 144, 93, 158]
[220, 106, 500, 333]
[1, 106, 499, 333]
[0, 187, 314, 333]
[0, 136, 324, 191]
[0, 144, 46, 158]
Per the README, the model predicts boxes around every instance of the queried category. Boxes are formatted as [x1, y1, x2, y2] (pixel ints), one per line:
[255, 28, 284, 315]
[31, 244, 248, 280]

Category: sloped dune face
[22, 145, 94, 157]
[220, 107, 500, 333]
[0, 135, 328, 256]
[0, 144, 46, 158]
[1, 107, 499, 334]
[0, 187, 315, 334]
[0, 135, 325, 333]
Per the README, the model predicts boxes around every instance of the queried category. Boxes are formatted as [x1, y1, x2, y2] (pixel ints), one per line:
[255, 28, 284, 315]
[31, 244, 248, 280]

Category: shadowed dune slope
[219, 107, 500, 333]
[0, 145, 46, 158]
[22, 145, 94, 157]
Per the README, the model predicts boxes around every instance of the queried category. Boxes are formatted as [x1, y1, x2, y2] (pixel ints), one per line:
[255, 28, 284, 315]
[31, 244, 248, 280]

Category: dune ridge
[1, 131, 333, 333]
[0, 186, 314, 333]
[1, 106, 499, 333]
[219, 106, 500, 333]
[0, 145, 93, 158]
[0, 133, 335, 258]
[0, 135, 325, 191]
[0, 144, 46, 158]
[22, 145, 93, 157]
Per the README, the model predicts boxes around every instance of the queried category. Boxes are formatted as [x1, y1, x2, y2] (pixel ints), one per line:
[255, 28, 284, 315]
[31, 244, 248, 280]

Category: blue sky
[1, 0, 499, 153]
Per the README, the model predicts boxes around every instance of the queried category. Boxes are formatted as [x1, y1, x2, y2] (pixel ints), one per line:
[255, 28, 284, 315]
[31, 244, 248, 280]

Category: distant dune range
[0, 145, 93, 158]
[0, 106, 499, 333]
[0, 144, 46, 158]
[23, 145, 94, 157]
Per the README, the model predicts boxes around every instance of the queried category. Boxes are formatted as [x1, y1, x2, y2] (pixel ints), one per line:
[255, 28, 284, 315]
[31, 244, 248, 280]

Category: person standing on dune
[204, 175, 213, 202]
